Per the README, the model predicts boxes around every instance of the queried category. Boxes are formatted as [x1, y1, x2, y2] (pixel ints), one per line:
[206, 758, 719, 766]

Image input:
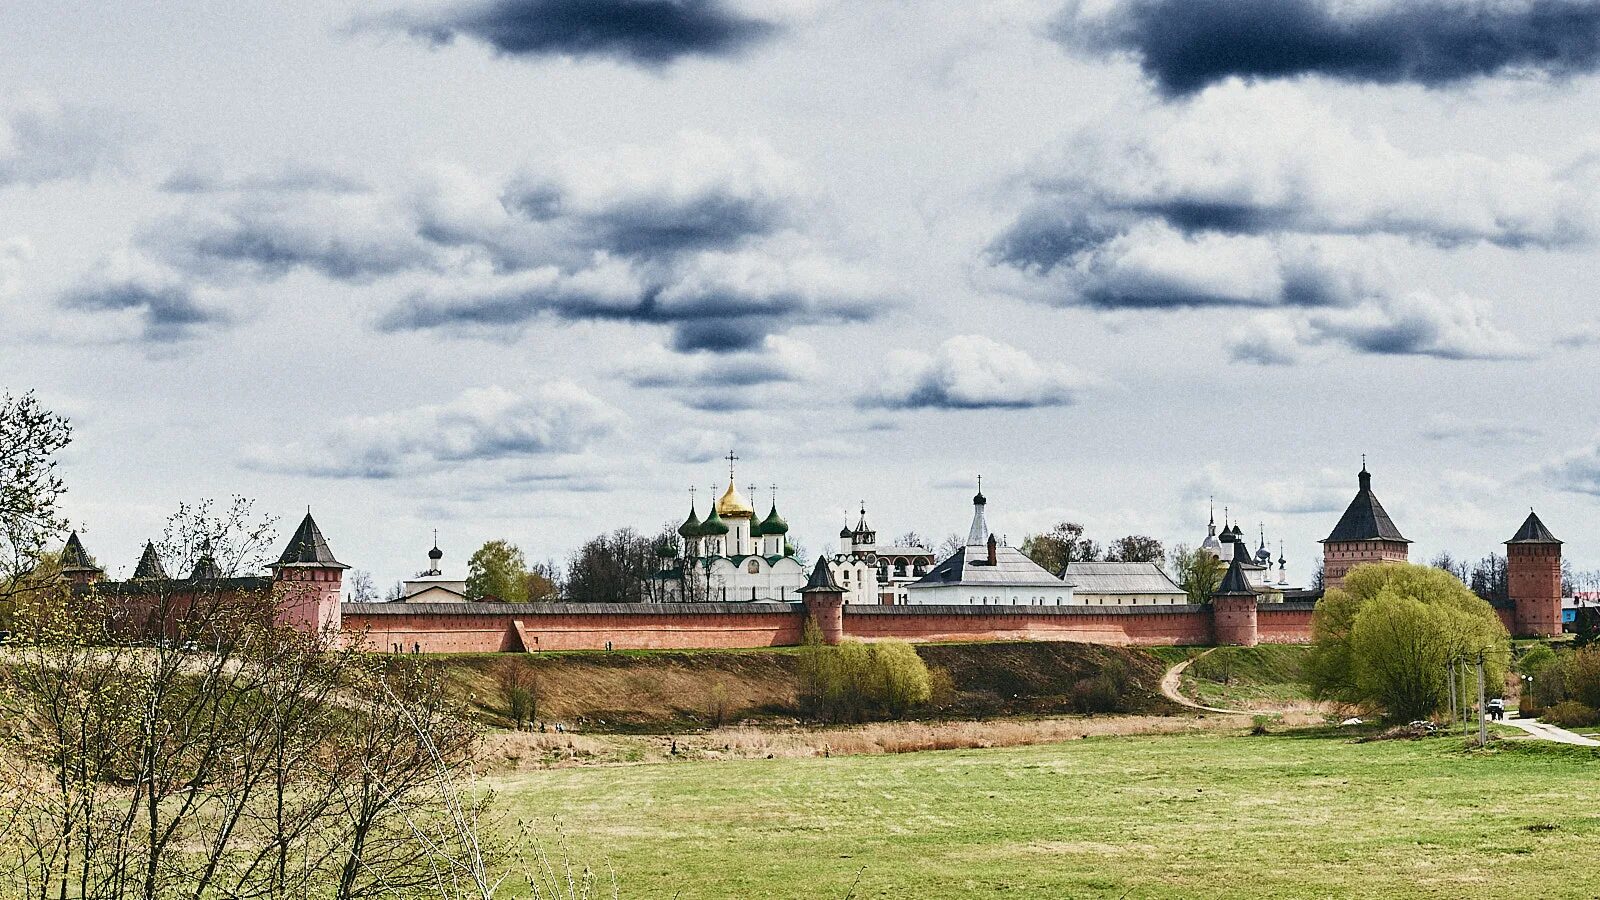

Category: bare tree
[0, 391, 71, 610]
[0, 500, 493, 900]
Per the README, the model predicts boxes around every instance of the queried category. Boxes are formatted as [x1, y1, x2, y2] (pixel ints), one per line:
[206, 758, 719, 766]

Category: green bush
[1069, 659, 1133, 714]
[1542, 700, 1599, 729]
[796, 624, 932, 722]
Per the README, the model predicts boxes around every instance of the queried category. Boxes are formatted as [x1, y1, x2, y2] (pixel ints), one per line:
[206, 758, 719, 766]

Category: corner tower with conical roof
[1320, 462, 1409, 591]
[270, 511, 348, 637]
[59, 531, 104, 586]
[1507, 510, 1562, 638]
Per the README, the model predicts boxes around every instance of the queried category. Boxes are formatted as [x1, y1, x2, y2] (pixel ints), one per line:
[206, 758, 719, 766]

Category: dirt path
[1159, 650, 1253, 716]
[1501, 717, 1600, 746]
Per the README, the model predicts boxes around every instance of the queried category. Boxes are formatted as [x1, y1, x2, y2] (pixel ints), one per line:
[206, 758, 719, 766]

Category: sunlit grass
[493, 729, 1600, 899]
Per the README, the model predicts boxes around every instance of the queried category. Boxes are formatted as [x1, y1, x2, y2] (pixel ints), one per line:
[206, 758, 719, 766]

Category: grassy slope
[433, 642, 1181, 730]
[1182, 645, 1315, 709]
[497, 732, 1600, 899]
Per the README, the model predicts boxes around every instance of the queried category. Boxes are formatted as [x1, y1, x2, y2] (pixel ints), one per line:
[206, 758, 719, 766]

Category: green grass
[494, 730, 1600, 898]
[1183, 645, 1314, 708]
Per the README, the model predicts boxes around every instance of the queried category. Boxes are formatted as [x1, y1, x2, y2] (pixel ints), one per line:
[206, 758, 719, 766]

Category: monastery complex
[57, 462, 1568, 653]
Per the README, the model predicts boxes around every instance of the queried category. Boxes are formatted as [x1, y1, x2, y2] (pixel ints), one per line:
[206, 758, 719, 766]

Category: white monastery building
[905, 484, 1073, 606]
[399, 535, 468, 602]
[827, 505, 936, 605]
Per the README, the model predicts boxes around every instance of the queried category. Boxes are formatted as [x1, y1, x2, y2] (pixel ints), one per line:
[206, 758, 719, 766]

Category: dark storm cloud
[61, 280, 224, 342]
[382, 279, 867, 355]
[387, 0, 778, 67]
[1055, 0, 1600, 96]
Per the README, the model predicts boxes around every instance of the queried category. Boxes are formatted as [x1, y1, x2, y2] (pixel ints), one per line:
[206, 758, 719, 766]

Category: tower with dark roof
[132, 541, 167, 580]
[1320, 463, 1410, 591]
[797, 555, 847, 645]
[1506, 510, 1562, 638]
[1211, 558, 1260, 647]
[59, 531, 104, 585]
[270, 511, 347, 637]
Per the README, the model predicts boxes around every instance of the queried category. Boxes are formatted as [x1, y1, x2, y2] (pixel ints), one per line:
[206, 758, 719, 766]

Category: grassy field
[495, 729, 1600, 899]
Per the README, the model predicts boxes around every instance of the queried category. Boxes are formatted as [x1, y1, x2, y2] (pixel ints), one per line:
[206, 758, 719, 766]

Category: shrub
[796, 634, 933, 723]
[492, 660, 539, 728]
[1542, 700, 1599, 729]
[1562, 647, 1600, 710]
[926, 666, 958, 709]
[1068, 660, 1133, 714]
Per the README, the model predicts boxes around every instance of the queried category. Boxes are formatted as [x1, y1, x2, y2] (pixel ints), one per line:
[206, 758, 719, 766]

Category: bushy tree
[566, 526, 661, 603]
[1306, 563, 1509, 721]
[1106, 535, 1165, 564]
[1021, 522, 1100, 574]
[1169, 543, 1224, 605]
[466, 539, 532, 602]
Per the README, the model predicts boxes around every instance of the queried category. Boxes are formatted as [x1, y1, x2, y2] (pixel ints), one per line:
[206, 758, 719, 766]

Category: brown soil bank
[432, 641, 1184, 732]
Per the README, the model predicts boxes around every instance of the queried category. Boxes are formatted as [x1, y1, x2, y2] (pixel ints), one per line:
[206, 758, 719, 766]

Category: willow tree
[1306, 563, 1509, 721]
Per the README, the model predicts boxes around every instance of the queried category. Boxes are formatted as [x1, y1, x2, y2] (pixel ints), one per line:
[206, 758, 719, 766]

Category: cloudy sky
[5, 0, 1600, 587]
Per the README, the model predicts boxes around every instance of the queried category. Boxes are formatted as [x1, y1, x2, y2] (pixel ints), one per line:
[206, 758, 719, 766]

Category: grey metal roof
[1323, 468, 1409, 544]
[1060, 561, 1185, 595]
[274, 512, 348, 568]
[1507, 511, 1560, 544]
[909, 544, 1064, 589]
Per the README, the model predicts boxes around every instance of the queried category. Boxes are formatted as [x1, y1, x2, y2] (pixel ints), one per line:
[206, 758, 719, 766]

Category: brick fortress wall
[342, 600, 1322, 653]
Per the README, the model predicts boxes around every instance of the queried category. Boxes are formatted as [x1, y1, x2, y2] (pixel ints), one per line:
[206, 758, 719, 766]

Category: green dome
[758, 503, 789, 536]
[678, 504, 702, 538]
[749, 517, 766, 538]
[656, 539, 678, 558]
[700, 503, 729, 536]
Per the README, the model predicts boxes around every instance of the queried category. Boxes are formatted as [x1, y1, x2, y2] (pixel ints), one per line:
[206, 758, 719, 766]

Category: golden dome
[716, 481, 754, 518]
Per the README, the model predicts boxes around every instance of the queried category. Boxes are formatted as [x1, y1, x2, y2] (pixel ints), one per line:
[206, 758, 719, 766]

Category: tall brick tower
[1321, 463, 1409, 591]
[1506, 510, 1562, 638]
[270, 511, 347, 638]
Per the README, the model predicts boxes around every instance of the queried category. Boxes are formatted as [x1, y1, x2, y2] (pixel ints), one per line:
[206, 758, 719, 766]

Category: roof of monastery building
[911, 543, 1068, 588]
[1060, 561, 1185, 595]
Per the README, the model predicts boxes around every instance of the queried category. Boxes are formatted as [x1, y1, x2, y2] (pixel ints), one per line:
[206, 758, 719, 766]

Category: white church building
[651, 454, 807, 602]
[905, 484, 1073, 606]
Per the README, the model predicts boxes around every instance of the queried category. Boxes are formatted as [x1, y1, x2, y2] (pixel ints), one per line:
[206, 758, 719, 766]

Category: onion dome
[716, 481, 754, 519]
[839, 524, 852, 538]
[700, 503, 729, 536]
[678, 504, 703, 538]
[428, 543, 443, 562]
[759, 503, 789, 536]
[656, 539, 679, 559]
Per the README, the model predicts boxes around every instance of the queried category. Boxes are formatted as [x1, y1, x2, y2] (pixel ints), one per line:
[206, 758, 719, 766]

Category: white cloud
[0, 237, 32, 298]
[244, 382, 622, 479]
[862, 335, 1082, 410]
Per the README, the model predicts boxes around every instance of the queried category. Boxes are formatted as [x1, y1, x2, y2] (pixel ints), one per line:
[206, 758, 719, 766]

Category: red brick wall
[345, 603, 806, 653]
[342, 600, 1322, 653]
[1257, 605, 1316, 644]
[1213, 596, 1258, 647]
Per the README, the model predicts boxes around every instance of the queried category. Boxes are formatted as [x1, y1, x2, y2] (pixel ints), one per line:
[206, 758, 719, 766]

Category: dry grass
[478, 710, 1327, 771]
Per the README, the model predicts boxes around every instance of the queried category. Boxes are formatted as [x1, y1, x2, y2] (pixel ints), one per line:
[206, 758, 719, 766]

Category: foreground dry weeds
[479, 711, 1327, 771]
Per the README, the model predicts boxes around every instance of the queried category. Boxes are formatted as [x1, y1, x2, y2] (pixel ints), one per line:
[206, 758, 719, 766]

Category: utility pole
[1477, 652, 1488, 748]
[1447, 659, 1457, 726]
